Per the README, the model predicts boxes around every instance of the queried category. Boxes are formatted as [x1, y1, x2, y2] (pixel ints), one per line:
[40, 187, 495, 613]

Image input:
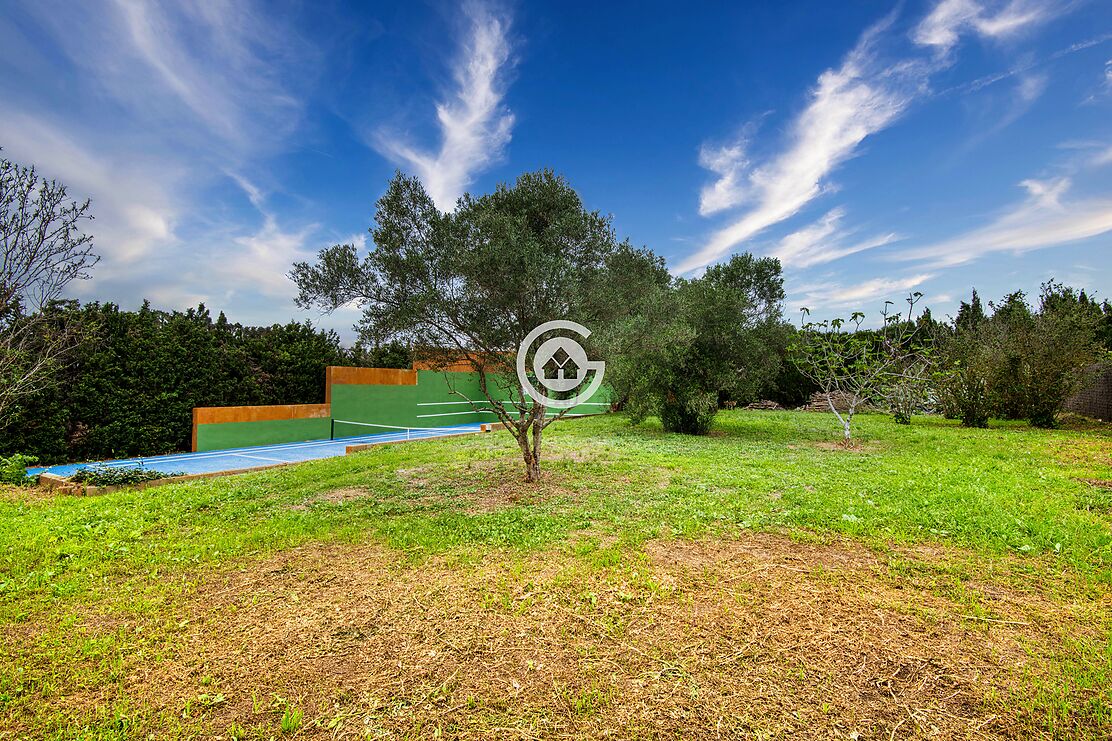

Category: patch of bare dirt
[814, 440, 874, 452]
[0, 483, 65, 503]
[13, 533, 1106, 739]
[1049, 437, 1112, 468]
[399, 458, 582, 513]
[464, 472, 575, 512]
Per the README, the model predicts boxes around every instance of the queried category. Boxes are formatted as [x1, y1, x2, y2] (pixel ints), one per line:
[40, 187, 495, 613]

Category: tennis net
[330, 419, 486, 442]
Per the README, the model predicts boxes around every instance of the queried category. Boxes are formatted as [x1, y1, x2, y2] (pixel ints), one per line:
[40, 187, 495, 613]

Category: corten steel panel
[327, 366, 417, 386]
[413, 358, 479, 373]
[193, 403, 331, 425]
[326, 365, 418, 403]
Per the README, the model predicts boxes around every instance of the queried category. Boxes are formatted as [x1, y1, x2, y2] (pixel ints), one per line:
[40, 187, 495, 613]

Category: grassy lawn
[1, 410, 1110, 739]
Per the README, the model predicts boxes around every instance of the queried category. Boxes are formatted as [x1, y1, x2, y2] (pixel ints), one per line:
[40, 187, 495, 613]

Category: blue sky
[1, 0, 1110, 339]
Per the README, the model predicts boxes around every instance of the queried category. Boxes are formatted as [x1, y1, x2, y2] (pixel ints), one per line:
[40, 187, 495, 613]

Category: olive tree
[601, 253, 786, 435]
[1, 153, 98, 425]
[291, 170, 666, 481]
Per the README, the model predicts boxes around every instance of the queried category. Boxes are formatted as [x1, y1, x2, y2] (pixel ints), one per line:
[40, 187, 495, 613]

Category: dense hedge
[0, 301, 409, 464]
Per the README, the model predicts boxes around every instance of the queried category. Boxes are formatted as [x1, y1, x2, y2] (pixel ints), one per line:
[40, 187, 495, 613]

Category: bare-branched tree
[788, 294, 926, 444]
[1, 152, 98, 425]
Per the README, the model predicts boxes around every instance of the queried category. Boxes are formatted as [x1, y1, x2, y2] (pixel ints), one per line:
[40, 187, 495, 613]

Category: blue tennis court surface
[29, 423, 485, 479]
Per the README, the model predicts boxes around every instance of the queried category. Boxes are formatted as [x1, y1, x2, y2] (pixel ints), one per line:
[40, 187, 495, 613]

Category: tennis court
[30, 422, 486, 479]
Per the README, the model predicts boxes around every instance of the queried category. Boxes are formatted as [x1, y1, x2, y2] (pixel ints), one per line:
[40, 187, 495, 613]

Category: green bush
[69, 466, 182, 487]
[659, 389, 719, 436]
[602, 253, 787, 436]
[0, 454, 38, 485]
[1, 301, 366, 464]
[936, 284, 1101, 428]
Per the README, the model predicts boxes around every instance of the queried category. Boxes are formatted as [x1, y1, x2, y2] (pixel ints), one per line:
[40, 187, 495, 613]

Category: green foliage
[292, 169, 667, 480]
[886, 309, 948, 424]
[954, 289, 987, 333]
[0, 453, 37, 485]
[886, 361, 931, 425]
[69, 466, 182, 487]
[0, 301, 363, 463]
[934, 349, 992, 428]
[936, 283, 1100, 428]
[602, 253, 787, 435]
[348, 339, 412, 369]
[758, 323, 819, 407]
[280, 707, 302, 734]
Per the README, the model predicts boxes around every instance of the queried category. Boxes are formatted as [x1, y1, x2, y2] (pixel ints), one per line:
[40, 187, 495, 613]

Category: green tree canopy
[935, 282, 1101, 428]
[291, 169, 667, 481]
[602, 253, 787, 435]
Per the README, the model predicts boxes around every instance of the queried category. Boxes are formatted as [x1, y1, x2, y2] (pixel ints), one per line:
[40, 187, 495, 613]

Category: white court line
[416, 403, 608, 419]
[60, 425, 482, 470]
[416, 400, 488, 406]
[416, 410, 501, 418]
[231, 453, 289, 464]
[416, 400, 609, 407]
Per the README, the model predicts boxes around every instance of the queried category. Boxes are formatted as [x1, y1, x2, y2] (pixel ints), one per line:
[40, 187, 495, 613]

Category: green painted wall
[195, 370, 612, 452]
[329, 370, 610, 439]
[195, 417, 331, 452]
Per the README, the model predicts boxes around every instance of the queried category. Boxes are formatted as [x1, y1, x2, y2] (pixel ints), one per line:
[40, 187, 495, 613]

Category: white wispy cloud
[1085, 58, 1112, 102]
[0, 113, 179, 266]
[678, 0, 1062, 276]
[912, 0, 1056, 54]
[206, 174, 317, 299]
[1016, 72, 1048, 102]
[374, 4, 515, 211]
[0, 0, 323, 321]
[769, 208, 901, 269]
[226, 216, 317, 298]
[897, 177, 1112, 268]
[225, 170, 267, 210]
[961, 71, 1048, 147]
[697, 141, 750, 216]
[25, 0, 313, 159]
[793, 273, 936, 312]
[677, 15, 917, 273]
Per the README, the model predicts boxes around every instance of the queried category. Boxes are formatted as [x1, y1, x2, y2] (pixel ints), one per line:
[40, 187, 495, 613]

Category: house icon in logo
[517, 320, 606, 409]
[534, 336, 589, 393]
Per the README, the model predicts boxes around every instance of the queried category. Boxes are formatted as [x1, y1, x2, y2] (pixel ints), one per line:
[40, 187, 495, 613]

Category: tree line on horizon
[0, 300, 412, 463]
[291, 169, 1111, 478]
[3, 150, 1110, 476]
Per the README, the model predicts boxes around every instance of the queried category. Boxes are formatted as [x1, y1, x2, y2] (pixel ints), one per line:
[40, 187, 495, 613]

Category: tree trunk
[525, 454, 541, 483]
[516, 417, 544, 483]
[826, 391, 853, 444]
